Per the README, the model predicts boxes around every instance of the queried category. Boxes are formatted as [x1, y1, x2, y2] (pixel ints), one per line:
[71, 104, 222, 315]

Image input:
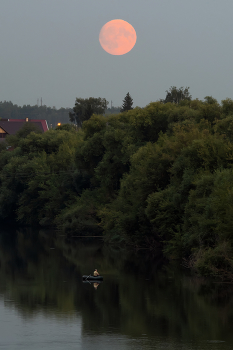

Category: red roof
[0, 119, 48, 135]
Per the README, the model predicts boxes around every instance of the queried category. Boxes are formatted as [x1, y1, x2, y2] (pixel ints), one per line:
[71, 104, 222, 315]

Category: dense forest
[1, 94, 233, 279]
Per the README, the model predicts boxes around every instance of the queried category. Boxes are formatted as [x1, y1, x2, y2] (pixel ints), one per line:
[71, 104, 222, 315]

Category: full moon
[99, 19, 137, 55]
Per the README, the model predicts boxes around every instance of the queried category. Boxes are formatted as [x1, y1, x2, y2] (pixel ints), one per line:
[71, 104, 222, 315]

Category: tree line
[0, 93, 133, 128]
[68, 93, 133, 126]
[1, 88, 233, 279]
[0, 101, 74, 128]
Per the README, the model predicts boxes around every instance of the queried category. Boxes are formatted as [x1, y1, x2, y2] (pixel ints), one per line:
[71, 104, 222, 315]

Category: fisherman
[93, 269, 99, 277]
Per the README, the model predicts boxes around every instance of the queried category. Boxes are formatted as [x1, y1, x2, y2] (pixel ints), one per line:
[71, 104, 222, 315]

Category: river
[0, 228, 233, 350]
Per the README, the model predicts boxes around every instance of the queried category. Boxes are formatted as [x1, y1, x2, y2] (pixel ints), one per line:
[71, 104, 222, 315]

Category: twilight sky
[1, 0, 233, 109]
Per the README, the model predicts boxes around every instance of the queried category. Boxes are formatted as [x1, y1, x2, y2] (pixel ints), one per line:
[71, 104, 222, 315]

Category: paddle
[85, 274, 91, 281]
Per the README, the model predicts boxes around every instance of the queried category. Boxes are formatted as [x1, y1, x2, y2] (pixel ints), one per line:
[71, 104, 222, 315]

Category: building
[0, 118, 49, 140]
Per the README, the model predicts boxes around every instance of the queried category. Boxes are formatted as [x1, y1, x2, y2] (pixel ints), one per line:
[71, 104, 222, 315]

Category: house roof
[0, 119, 48, 135]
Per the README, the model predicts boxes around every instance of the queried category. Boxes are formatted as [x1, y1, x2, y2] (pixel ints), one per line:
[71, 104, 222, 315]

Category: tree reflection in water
[0, 227, 233, 347]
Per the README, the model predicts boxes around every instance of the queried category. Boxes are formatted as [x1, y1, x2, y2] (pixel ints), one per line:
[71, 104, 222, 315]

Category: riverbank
[1, 99, 233, 279]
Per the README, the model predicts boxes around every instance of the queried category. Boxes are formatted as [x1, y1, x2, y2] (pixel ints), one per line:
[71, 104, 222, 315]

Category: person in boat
[93, 269, 99, 277]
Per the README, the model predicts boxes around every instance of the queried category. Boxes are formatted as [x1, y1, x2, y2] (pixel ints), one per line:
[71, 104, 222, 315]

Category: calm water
[0, 228, 233, 350]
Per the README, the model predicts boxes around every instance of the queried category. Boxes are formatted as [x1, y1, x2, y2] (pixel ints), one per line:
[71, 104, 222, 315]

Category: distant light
[57, 123, 61, 126]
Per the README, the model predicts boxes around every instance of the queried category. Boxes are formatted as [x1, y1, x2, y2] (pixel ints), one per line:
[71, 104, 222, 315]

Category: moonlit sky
[1, 0, 233, 109]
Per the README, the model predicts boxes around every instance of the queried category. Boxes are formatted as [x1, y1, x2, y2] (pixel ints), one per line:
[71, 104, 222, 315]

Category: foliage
[162, 86, 192, 104]
[1, 94, 233, 279]
[221, 98, 233, 115]
[213, 116, 233, 142]
[55, 123, 77, 132]
[6, 122, 42, 147]
[120, 92, 133, 112]
[0, 128, 83, 225]
[69, 97, 108, 126]
[55, 188, 104, 235]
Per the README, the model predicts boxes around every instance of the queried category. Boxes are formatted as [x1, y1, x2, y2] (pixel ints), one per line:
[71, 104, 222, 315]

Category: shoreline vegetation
[1, 95, 233, 280]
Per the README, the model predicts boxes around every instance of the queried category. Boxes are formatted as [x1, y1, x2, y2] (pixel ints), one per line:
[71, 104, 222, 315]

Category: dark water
[0, 228, 233, 350]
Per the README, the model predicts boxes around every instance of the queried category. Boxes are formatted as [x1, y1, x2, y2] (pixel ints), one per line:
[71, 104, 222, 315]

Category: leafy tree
[221, 98, 233, 115]
[99, 124, 203, 243]
[204, 96, 218, 105]
[2, 92, 233, 278]
[16, 122, 42, 138]
[214, 116, 233, 142]
[6, 122, 42, 148]
[55, 123, 76, 132]
[120, 92, 133, 112]
[69, 97, 108, 126]
[162, 86, 192, 104]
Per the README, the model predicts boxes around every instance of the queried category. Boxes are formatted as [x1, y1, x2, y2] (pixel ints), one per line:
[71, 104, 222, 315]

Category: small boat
[82, 275, 103, 281]
[82, 280, 103, 284]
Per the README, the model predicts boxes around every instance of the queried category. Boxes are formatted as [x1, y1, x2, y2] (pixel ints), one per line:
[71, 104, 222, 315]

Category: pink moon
[99, 19, 137, 55]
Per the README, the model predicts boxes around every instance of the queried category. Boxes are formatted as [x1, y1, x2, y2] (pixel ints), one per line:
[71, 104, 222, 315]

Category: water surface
[0, 228, 233, 349]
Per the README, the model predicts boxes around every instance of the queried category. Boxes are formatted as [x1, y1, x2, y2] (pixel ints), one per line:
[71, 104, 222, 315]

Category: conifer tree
[120, 92, 133, 112]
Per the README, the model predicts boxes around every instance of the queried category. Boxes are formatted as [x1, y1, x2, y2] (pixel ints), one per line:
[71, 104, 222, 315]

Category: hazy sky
[1, 0, 233, 109]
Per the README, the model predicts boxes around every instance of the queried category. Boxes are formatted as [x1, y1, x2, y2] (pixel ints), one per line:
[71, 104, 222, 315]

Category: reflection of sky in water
[0, 300, 231, 350]
[0, 302, 82, 350]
